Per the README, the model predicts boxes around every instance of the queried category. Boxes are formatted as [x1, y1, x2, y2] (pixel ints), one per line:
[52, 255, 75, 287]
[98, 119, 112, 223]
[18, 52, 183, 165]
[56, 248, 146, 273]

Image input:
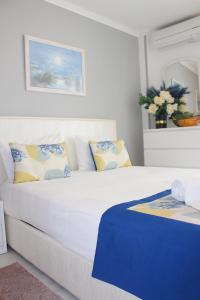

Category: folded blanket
[92, 190, 200, 300]
[172, 178, 200, 210]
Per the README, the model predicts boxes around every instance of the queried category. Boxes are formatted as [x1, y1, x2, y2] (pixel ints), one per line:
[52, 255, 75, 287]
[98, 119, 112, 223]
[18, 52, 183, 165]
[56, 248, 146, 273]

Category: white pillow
[0, 142, 14, 183]
[74, 136, 96, 171]
[0, 134, 64, 183]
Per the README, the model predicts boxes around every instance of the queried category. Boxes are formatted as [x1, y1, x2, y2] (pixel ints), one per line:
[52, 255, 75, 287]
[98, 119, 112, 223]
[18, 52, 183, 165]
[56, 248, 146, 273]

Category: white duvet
[2, 166, 200, 261]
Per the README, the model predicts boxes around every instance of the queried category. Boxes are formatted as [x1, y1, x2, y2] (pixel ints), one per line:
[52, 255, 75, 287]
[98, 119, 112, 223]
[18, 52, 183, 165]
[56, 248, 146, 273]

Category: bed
[1, 117, 200, 300]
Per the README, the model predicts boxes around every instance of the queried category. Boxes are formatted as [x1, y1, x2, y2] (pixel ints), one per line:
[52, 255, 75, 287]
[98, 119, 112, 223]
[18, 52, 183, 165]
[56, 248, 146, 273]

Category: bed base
[5, 215, 138, 300]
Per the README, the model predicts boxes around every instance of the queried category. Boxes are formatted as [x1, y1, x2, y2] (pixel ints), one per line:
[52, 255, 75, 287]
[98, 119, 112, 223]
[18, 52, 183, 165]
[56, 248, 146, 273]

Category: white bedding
[2, 166, 200, 261]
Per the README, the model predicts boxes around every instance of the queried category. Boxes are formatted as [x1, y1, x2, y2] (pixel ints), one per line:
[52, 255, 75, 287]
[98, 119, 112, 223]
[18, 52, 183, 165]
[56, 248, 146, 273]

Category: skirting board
[5, 215, 139, 300]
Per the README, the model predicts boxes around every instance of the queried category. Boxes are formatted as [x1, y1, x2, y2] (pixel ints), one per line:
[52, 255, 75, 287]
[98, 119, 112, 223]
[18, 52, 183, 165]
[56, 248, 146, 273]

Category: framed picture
[24, 35, 86, 96]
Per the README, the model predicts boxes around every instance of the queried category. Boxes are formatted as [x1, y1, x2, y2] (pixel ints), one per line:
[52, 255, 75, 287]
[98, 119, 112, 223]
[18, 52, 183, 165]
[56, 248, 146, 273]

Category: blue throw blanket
[92, 190, 200, 300]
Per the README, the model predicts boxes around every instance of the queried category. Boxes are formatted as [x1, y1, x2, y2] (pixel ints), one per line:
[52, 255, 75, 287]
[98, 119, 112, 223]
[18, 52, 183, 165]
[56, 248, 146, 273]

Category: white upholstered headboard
[0, 117, 117, 170]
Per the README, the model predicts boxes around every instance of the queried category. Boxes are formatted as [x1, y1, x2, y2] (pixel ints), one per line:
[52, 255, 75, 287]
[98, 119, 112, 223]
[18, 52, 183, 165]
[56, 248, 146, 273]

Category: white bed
[3, 166, 200, 262]
[1, 117, 200, 300]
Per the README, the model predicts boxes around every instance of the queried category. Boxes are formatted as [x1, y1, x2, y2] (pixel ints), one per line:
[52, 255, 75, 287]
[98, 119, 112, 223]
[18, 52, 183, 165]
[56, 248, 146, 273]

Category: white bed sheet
[2, 166, 200, 261]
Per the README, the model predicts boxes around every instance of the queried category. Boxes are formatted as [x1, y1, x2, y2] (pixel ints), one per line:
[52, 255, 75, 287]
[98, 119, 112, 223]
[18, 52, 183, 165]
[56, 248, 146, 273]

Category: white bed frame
[0, 117, 138, 300]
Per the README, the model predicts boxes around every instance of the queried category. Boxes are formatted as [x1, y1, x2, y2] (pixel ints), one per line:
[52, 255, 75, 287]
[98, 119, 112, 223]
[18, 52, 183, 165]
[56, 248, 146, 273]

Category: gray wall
[0, 0, 143, 164]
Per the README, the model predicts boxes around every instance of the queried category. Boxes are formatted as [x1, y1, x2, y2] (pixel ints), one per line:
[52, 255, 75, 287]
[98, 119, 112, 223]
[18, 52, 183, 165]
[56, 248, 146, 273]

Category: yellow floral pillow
[9, 142, 71, 183]
[89, 140, 132, 171]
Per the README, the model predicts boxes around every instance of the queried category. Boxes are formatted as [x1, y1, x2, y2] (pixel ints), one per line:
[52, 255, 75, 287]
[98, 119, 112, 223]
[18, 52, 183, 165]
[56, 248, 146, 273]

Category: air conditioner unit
[152, 16, 200, 48]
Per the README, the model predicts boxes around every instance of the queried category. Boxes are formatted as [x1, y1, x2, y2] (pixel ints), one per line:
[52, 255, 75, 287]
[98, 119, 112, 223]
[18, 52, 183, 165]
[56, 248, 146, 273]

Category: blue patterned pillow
[10, 142, 71, 183]
[89, 140, 132, 171]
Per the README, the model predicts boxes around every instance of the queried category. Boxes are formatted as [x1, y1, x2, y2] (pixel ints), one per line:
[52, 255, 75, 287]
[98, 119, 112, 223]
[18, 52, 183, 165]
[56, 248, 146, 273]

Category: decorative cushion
[89, 140, 132, 171]
[0, 134, 64, 183]
[74, 136, 96, 171]
[9, 142, 71, 183]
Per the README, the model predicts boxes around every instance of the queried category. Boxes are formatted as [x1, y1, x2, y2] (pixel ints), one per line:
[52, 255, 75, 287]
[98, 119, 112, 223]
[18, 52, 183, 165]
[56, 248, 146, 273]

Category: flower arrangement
[139, 82, 190, 128]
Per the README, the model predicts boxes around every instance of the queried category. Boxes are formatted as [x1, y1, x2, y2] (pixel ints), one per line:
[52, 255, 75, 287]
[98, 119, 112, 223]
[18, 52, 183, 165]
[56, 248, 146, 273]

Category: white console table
[144, 126, 200, 168]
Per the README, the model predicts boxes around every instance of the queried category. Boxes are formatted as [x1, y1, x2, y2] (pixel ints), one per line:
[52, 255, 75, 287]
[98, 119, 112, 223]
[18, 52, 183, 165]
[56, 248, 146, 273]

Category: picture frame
[24, 35, 86, 96]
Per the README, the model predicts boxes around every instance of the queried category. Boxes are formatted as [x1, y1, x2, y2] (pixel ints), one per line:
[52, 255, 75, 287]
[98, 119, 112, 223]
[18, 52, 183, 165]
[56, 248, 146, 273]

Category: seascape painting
[25, 35, 86, 95]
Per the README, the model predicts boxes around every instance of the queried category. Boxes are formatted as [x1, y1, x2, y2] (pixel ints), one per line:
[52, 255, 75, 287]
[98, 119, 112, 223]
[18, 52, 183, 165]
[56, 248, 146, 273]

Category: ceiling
[46, 0, 200, 36]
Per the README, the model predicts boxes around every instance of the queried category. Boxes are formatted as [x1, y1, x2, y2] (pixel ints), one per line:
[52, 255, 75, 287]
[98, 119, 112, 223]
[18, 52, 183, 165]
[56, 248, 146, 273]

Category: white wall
[147, 36, 200, 89]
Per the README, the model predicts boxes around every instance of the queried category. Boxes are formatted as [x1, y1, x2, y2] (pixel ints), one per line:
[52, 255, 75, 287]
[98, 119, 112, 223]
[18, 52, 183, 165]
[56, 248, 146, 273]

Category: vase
[155, 114, 167, 129]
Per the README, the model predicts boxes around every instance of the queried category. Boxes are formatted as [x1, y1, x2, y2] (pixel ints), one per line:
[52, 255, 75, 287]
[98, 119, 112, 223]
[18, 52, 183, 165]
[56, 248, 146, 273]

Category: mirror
[163, 60, 200, 113]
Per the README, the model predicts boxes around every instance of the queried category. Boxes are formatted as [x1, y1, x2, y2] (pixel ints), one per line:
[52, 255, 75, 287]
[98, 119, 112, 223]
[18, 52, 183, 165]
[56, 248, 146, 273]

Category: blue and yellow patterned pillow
[89, 140, 132, 171]
[9, 142, 71, 183]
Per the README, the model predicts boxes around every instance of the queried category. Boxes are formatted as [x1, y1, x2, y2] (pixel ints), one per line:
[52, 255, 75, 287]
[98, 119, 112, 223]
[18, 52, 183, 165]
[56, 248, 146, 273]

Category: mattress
[2, 166, 200, 261]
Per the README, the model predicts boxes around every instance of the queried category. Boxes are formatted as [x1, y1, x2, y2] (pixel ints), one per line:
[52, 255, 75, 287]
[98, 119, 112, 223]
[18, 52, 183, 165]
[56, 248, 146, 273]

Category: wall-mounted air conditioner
[152, 16, 200, 48]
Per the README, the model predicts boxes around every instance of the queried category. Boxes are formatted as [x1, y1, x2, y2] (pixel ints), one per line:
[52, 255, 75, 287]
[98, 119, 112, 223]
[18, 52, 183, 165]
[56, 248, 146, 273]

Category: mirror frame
[161, 56, 200, 113]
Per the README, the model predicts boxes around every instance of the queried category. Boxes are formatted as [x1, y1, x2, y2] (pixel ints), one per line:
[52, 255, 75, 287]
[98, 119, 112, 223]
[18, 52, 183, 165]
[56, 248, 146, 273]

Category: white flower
[167, 104, 175, 115]
[166, 97, 174, 104]
[154, 96, 165, 106]
[160, 91, 171, 99]
[180, 96, 187, 104]
[173, 103, 178, 111]
[179, 104, 188, 113]
[148, 104, 158, 114]
[160, 90, 174, 103]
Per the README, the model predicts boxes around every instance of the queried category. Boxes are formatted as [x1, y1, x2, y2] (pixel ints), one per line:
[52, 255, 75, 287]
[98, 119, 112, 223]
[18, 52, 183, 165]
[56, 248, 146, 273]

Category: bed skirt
[5, 215, 139, 300]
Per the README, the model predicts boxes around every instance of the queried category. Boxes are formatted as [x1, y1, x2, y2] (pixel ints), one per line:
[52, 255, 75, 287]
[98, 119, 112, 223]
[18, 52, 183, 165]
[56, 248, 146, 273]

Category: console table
[144, 126, 200, 168]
